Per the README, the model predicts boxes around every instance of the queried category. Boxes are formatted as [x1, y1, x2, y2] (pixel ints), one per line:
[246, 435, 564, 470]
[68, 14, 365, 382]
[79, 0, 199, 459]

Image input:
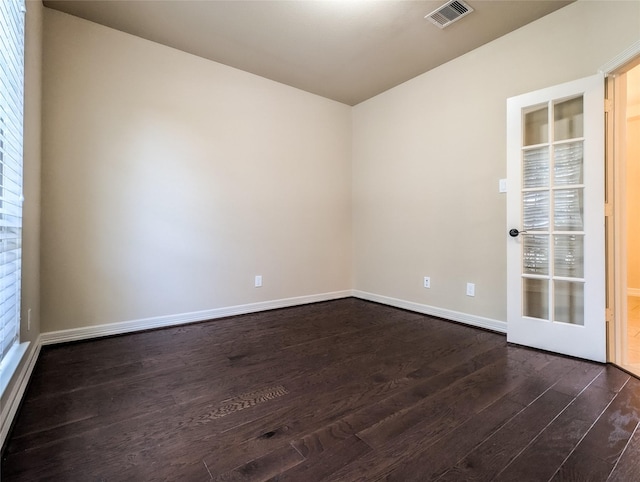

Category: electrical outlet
[466, 283, 475, 297]
[255, 275, 263, 288]
[423, 276, 431, 288]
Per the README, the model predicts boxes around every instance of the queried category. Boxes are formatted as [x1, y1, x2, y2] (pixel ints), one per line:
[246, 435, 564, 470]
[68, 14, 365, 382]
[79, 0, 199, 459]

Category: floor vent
[425, 0, 474, 29]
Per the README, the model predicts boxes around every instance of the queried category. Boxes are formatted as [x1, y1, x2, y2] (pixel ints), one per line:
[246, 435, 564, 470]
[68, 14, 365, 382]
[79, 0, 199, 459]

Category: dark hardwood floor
[2, 298, 640, 481]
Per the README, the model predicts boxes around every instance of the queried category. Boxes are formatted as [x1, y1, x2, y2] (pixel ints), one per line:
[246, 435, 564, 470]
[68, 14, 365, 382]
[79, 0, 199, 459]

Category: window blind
[0, 0, 24, 362]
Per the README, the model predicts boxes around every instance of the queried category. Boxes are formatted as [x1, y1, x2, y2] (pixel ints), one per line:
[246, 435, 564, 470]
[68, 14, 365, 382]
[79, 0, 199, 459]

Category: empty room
[2, 0, 640, 480]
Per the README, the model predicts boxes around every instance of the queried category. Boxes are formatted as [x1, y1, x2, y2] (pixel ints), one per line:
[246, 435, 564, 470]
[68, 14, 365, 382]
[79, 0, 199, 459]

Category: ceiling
[43, 0, 574, 106]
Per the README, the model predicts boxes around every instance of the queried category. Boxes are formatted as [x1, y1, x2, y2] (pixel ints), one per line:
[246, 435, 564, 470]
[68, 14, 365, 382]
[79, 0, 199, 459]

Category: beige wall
[41, 8, 352, 332]
[39, 1, 640, 333]
[22, 0, 42, 347]
[352, 0, 640, 321]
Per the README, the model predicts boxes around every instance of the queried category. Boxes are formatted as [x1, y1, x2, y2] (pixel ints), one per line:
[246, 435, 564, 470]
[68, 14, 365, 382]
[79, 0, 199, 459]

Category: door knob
[509, 228, 527, 237]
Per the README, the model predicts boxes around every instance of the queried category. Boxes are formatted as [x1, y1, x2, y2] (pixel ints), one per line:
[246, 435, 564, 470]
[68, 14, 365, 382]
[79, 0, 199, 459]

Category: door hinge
[606, 308, 614, 324]
[605, 204, 614, 217]
[605, 99, 613, 113]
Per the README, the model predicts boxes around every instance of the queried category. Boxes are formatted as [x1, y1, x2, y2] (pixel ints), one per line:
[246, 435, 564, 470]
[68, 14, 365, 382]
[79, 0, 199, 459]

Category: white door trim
[599, 40, 640, 75]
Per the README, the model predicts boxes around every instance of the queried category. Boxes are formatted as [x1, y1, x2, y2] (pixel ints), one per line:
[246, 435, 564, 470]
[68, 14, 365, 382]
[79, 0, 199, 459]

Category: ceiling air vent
[425, 0, 474, 29]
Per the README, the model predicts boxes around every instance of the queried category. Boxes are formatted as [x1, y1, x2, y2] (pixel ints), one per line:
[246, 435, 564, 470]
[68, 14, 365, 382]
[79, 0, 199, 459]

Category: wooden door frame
[601, 41, 640, 366]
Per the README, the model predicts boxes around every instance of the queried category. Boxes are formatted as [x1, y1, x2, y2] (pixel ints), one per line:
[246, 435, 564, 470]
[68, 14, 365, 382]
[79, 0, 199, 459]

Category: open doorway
[623, 64, 640, 373]
[608, 55, 640, 376]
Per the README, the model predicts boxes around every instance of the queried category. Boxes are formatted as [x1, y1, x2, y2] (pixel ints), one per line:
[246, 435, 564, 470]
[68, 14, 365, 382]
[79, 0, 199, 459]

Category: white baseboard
[628, 288, 640, 297]
[40, 288, 506, 346]
[352, 290, 507, 334]
[1, 336, 41, 449]
[40, 290, 353, 345]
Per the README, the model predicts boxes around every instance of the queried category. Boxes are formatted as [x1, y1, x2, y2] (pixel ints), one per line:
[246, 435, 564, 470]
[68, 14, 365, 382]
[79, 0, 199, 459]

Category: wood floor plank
[436, 388, 574, 481]
[197, 334, 511, 475]
[493, 365, 615, 481]
[166, 342, 450, 474]
[197, 361, 442, 474]
[200, 342, 442, 439]
[3, 298, 639, 481]
[331, 395, 526, 482]
[328, 354, 582, 481]
[171, 314, 450, 406]
[425, 330, 504, 372]
[2, 403, 202, 480]
[550, 375, 640, 481]
[356, 357, 530, 449]
[5, 384, 178, 455]
[607, 423, 640, 481]
[212, 444, 304, 482]
[270, 436, 372, 481]
[383, 395, 524, 482]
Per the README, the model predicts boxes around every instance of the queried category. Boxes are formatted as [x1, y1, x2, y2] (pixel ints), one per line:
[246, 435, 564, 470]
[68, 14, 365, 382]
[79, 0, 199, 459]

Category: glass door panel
[554, 235, 584, 278]
[523, 235, 549, 275]
[520, 94, 585, 324]
[523, 148, 550, 188]
[554, 96, 583, 141]
[523, 191, 549, 230]
[554, 281, 584, 325]
[554, 189, 584, 231]
[554, 142, 583, 185]
[524, 105, 549, 146]
[523, 278, 549, 320]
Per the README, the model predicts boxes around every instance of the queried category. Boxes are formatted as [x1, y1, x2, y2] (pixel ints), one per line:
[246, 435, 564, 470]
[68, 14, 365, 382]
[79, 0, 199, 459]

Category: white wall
[352, 0, 640, 323]
[41, 8, 352, 332]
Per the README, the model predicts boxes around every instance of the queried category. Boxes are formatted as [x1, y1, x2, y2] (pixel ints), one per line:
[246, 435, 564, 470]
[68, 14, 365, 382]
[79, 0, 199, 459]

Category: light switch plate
[499, 179, 507, 193]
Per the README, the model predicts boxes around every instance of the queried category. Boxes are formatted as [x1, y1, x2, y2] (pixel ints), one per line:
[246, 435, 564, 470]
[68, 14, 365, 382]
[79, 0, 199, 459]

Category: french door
[506, 74, 606, 362]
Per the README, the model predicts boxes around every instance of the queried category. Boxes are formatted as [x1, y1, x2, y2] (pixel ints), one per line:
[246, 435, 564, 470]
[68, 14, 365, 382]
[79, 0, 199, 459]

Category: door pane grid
[521, 96, 585, 325]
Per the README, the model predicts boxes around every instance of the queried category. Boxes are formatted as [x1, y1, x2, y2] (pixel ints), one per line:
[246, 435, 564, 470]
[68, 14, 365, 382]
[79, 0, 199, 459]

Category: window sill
[0, 342, 30, 399]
